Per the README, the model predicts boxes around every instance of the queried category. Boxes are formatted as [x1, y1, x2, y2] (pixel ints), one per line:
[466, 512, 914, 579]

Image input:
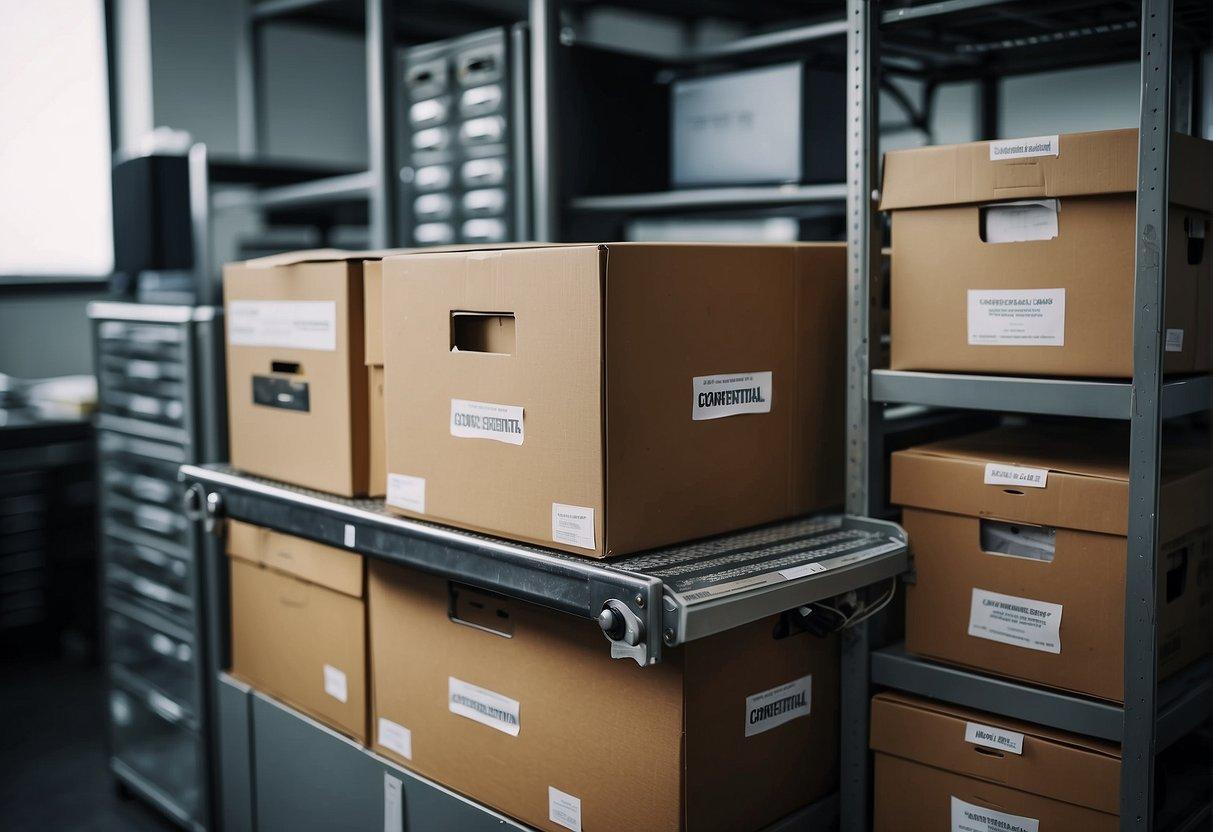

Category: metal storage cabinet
[90, 302, 227, 831]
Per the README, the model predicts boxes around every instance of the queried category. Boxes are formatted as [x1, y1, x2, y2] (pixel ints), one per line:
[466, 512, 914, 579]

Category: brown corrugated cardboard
[227, 521, 367, 742]
[881, 129, 1212, 377]
[368, 560, 838, 832]
[368, 365, 386, 498]
[871, 692, 1120, 831]
[364, 260, 385, 367]
[892, 424, 1211, 702]
[380, 242, 846, 557]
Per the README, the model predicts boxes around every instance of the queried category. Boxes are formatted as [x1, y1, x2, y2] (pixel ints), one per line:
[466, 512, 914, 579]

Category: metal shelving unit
[842, 2, 1211, 831]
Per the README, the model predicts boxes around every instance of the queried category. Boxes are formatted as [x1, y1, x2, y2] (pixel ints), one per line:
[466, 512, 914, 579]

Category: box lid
[870, 692, 1120, 815]
[239, 248, 411, 269]
[880, 129, 1212, 212]
[890, 425, 1207, 536]
[226, 520, 363, 598]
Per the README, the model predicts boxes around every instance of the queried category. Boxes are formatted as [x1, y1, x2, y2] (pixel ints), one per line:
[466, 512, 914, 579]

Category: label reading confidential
[323, 664, 348, 703]
[969, 588, 1063, 654]
[448, 677, 520, 736]
[984, 463, 1049, 489]
[548, 787, 583, 832]
[968, 288, 1065, 347]
[951, 796, 1039, 832]
[377, 717, 412, 760]
[450, 399, 524, 445]
[964, 722, 1025, 755]
[988, 134, 1059, 161]
[227, 300, 337, 351]
[744, 674, 811, 738]
[552, 503, 595, 550]
[692, 371, 772, 421]
[386, 474, 425, 513]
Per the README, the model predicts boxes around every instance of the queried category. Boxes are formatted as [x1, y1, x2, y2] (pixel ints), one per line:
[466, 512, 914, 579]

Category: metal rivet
[634, 593, 645, 608]
[664, 628, 675, 645]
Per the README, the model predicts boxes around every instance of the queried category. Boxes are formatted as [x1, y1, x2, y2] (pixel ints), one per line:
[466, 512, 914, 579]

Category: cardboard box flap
[871, 692, 1120, 815]
[240, 248, 411, 269]
[880, 129, 1213, 212]
[225, 520, 363, 598]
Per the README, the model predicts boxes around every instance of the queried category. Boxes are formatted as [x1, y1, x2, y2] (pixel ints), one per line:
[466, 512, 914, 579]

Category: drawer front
[108, 678, 202, 822]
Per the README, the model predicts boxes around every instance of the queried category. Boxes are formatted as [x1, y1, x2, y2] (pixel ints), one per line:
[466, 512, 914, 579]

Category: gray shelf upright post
[529, 0, 560, 241]
[841, 1, 882, 830]
[1123, 0, 1174, 828]
[367, 0, 398, 248]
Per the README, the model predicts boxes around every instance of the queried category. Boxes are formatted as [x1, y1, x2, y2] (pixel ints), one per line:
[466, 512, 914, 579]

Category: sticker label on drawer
[983, 463, 1048, 489]
[548, 787, 582, 832]
[384, 773, 403, 832]
[450, 399, 524, 445]
[323, 664, 348, 703]
[967, 289, 1065, 346]
[968, 588, 1062, 654]
[378, 717, 412, 760]
[386, 474, 425, 513]
[449, 677, 520, 736]
[552, 503, 595, 550]
[964, 722, 1024, 755]
[988, 134, 1058, 161]
[744, 674, 811, 738]
[228, 300, 337, 351]
[1166, 328, 1185, 352]
[951, 796, 1039, 832]
[692, 371, 772, 420]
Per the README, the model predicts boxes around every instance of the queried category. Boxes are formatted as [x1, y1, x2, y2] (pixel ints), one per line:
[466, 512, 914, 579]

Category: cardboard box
[881, 129, 1212, 377]
[892, 424, 1211, 702]
[871, 692, 1120, 832]
[368, 561, 838, 832]
[364, 260, 387, 497]
[227, 520, 367, 742]
[381, 242, 846, 557]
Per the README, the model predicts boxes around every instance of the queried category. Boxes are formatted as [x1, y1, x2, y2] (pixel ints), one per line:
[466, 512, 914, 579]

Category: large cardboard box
[369, 560, 839, 832]
[871, 692, 1120, 831]
[364, 260, 387, 497]
[225, 249, 399, 497]
[881, 129, 1212, 377]
[227, 520, 367, 742]
[892, 425, 1211, 702]
[381, 242, 846, 557]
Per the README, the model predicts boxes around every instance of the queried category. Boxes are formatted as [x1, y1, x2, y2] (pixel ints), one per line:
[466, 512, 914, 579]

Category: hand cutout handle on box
[451, 311, 515, 355]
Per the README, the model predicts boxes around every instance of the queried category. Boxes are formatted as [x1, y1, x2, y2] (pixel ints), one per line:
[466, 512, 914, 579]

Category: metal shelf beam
[568, 184, 846, 213]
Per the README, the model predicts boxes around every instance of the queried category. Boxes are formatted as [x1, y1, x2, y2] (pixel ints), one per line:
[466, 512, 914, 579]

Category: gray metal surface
[528, 0, 558, 240]
[871, 644, 1124, 741]
[568, 184, 847, 213]
[510, 23, 532, 241]
[217, 675, 255, 832]
[366, 0, 396, 248]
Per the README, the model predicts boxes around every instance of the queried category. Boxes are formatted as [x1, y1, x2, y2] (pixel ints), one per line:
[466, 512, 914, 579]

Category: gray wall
[0, 291, 98, 378]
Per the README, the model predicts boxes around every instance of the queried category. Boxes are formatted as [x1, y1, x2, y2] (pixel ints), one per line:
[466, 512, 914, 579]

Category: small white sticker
[450, 399, 524, 445]
[968, 588, 1063, 654]
[964, 722, 1025, 755]
[227, 300, 337, 351]
[951, 796, 1039, 832]
[386, 474, 426, 513]
[383, 773, 403, 832]
[779, 562, 828, 581]
[984, 463, 1048, 489]
[343, 523, 356, 548]
[323, 664, 348, 703]
[692, 371, 773, 421]
[448, 677, 520, 736]
[982, 199, 1059, 243]
[744, 674, 811, 738]
[552, 503, 595, 550]
[988, 135, 1059, 161]
[377, 717, 413, 760]
[548, 787, 583, 832]
[968, 288, 1065, 347]
[1166, 328, 1185, 352]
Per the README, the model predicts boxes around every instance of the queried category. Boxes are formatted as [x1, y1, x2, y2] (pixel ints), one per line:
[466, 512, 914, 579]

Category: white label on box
[548, 787, 583, 832]
[968, 588, 1063, 654]
[983, 463, 1049, 489]
[988, 134, 1059, 161]
[450, 398, 524, 445]
[692, 371, 773, 421]
[322, 664, 348, 703]
[951, 797, 1039, 832]
[967, 289, 1065, 347]
[551, 503, 595, 550]
[383, 773, 403, 832]
[448, 677, 520, 736]
[343, 523, 356, 548]
[1166, 328, 1185, 352]
[964, 722, 1025, 755]
[983, 199, 1059, 243]
[744, 674, 811, 738]
[386, 474, 425, 513]
[227, 300, 337, 351]
[377, 717, 412, 760]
